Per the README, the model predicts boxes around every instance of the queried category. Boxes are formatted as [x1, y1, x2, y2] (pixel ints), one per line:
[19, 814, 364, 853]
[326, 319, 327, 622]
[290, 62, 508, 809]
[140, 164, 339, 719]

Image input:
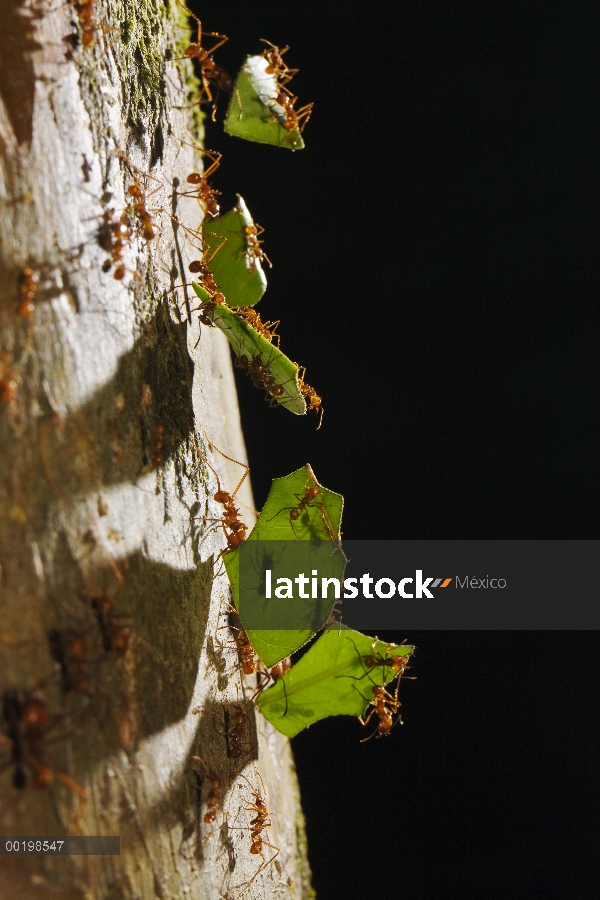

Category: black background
[187, 2, 600, 897]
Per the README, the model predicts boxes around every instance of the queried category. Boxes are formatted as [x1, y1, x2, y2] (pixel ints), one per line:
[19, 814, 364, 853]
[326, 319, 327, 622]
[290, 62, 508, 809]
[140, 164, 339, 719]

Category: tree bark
[0, 2, 313, 897]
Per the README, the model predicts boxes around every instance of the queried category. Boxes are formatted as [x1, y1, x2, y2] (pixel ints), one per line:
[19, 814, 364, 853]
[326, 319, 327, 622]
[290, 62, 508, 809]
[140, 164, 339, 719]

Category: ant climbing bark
[172, 3, 232, 119]
[231, 771, 280, 899]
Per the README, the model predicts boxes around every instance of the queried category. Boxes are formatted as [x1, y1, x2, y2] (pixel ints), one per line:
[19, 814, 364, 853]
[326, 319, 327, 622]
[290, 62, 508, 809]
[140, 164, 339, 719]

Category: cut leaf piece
[257, 627, 415, 738]
[203, 196, 267, 308]
[223, 464, 344, 667]
[225, 55, 305, 150]
[195, 294, 306, 415]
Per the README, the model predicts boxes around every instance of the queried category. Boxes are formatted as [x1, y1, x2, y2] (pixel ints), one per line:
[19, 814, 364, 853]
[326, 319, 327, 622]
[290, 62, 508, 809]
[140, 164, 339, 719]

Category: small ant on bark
[102, 210, 132, 280]
[174, 140, 222, 220]
[232, 771, 280, 899]
[173, 3, 231, 118]
[73, 0, 98, 47]
[1, 690, 86, 821]
[91, 596, 132, 654]
[235, 308, 280, 347]
[200, 769, 222, 823]
[225, 704, 250, 760]
[0, 352, 20, 408]
[102, 155, 161, 278]
[197, 440, 250, 553]
[18, 267, 39, 317]
[48, 630, 91, 693]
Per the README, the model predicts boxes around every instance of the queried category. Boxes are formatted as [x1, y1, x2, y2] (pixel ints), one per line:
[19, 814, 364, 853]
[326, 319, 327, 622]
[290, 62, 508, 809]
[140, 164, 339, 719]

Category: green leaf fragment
[203, 196, 267, 308]
[223, 464, 345, 668]
[194, 293, 306, 415]
[225, 55, 305, 150]
[257, 627, 415, 738]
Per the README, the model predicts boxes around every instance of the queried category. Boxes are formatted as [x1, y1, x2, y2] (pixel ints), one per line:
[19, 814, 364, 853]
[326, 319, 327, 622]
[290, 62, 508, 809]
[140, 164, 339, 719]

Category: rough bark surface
[0, 2, 312, 897]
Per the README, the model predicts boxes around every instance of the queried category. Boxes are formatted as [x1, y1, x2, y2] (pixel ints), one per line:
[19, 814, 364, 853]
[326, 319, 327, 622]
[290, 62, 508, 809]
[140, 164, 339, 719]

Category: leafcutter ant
[0, 352, 20, 408]
[260, 39, 299, 86]
[231, 771, 280, 899]
[192, 756, 223, 825]
[344, 639, 412, 741]
[174, 140, 222, 220]
[296, 365, 324, 429]
[235, 351, 287, 402]
[48, 630, 91, 693]
[272, 85, 314, 133]
[243, 222, 272, 270]
[197, 439, 250, 553]
[235, 307, 281, 347]
[18, 267, 39, 317]
[271, 482, 322, 524]
[1, 690, 86, 821]
[172, 3, 231, 119]
[91, 596, 132, 655]
[102, 209, 132, 280]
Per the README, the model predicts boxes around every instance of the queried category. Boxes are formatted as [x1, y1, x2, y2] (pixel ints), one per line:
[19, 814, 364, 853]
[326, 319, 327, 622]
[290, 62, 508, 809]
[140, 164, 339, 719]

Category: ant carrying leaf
[256, 627, 414, 739]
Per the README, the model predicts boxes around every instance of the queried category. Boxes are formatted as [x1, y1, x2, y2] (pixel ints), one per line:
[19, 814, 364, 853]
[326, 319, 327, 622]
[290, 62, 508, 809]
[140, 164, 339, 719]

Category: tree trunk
[0, 2, 312, 897]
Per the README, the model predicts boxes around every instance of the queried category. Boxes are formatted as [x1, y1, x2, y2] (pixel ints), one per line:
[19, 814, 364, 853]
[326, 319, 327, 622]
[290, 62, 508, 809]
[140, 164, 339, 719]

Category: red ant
[173, 3, 231, 118]
[362, 640, 414, 679]
[202, 772, 222, 823]
[226, 704, 250, 760]
[73, 0, 97, 47]
[358, 681, 404, 741]
[232, 771, 280, 899]
[1, 690, 86, 821]
[235, 352, 286, 401]
[244, 223, 272, 270]
[260, 39, 298, 86]
[102, 210, 132, 280]
[272, 85, 314, 133]
[48, 630, 91, 693]
[167, 217, 227, 322]
[271, 482, 322, 524]
[175, 141, 222, 220]
[91, 596, 132, 654]
[152, 421, 166, 468]
[0, 352, 20, 408]
[102, 161, 160, 279]
[344, 639, 413, 741]
[296, 366, 324, 429]
[197, 441, 250, 553]
[18, 267, 39, 317]
[235, 307, 280, 347]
